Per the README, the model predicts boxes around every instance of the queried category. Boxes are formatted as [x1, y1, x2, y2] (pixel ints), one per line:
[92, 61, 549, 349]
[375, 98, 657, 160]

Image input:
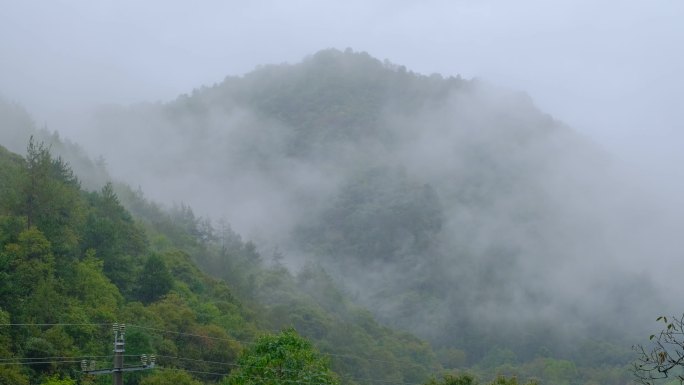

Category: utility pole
[113, 322, 124, 385]
[82, 323, 155, 385]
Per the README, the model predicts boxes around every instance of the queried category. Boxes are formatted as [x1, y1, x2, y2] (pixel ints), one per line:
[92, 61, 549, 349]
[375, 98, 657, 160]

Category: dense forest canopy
[0, 49, 674, 385]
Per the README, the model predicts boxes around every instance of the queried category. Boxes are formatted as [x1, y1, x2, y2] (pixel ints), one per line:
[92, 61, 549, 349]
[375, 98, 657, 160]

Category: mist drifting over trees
[3, 49, 675, 360]
[1, 5, 683, 378]
[2, 1, 684, 384]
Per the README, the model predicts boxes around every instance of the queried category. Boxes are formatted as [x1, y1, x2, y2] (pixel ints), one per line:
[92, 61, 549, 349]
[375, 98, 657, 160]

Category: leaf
[650, 335, 655, 340]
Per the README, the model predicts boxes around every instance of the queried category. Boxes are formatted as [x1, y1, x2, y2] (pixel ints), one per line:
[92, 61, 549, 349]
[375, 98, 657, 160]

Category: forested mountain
[0, 138, 441, 385]
[0, 48, 664, 384]
[76, 49, 664, 347]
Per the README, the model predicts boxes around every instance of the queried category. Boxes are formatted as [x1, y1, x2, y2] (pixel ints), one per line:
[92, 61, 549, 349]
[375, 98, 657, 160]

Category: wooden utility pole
[81, 323, 155, 385]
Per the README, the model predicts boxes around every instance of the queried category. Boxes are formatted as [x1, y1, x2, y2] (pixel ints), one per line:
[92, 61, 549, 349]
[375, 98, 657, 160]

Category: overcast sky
[1, 0, 682, 174]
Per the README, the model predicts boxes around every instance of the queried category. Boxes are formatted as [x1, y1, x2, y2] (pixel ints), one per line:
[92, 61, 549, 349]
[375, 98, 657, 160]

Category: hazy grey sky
[1, 0, 682, 170]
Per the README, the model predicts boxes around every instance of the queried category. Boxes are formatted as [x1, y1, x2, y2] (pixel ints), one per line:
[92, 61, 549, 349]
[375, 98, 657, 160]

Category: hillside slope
[71, 49, 664, 359]
[0, 138, 439, 384]
[0, 49, 661, 384]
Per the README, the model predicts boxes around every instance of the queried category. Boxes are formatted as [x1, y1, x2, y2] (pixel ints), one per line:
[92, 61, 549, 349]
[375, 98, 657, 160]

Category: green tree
[39, 375, 75, 385]
[223, 329, 339, 385]
[136, 253, 174, 304]
[82, 182, 146, 293]
[65, 251, 122, 322]
[425, 374, 537, 385]
[22, 137, 83, 256]
[0, 308, 29, 385]
[1, 227, 56, 315]
[140, 370, 202, 385]
[0, 146, 23, 216]
[0, 367, 29, 385]
[425, 374, 477, 385]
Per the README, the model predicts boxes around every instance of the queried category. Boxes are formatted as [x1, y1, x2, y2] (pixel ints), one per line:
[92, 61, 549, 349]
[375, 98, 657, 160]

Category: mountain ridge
[0, 48, 660, 385]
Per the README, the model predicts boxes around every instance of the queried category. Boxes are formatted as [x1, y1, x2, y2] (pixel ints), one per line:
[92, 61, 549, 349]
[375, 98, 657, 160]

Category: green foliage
[489, 376, 536, 385]
[224, 329, 339, 385]
[426, 374, 477, 385]
[0, 145, 23, 215]
[479, 348, 517, 369]
[425, 373, 539, 385]
[64, 252, 122, 321]
[298, 166, 442, 263]
[210, 49, 462, 156]
[139, 370, 203, 385]
[437, 348, 468, 369]
[136, 253, 174, 304]
[0, 366, 29, 385]
[39, 374, 76, 385]
[22, 137, 84, 256]
[0, 143, 252, 384]
[1, 227, 56, 317]
[82, 182, 146, 294]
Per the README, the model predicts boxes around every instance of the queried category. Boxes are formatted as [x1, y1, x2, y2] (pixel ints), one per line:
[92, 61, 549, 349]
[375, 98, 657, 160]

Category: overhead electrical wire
[1, 322, 426, 366]
[0, 352, 427, 385]
[0, 323, 110, 326]
[126, 324, 252, 343]
[0, 322, 433, 383]
[0, 355, 111, 362]
[0, 359, 108, 366]
[125, 324, 427, 368]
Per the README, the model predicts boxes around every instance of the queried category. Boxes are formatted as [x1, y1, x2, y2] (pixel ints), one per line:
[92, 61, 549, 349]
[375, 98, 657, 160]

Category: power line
[0, 351, 427, 385]
[155, 366, 337, 385]
[0, 360, 93, 366]
[126, 324, 428, 368]
[0, 355, 111, 362]
[0, 323, 110, 327]
[0, 360, 428, 385]
[1, 322, 433, 378]
[154, 355, 230, 366]
[154, 366, 229, 377]
[0, 354, 151, 363]
[1, 322, 426, 367]
[126, 324, 252, 344]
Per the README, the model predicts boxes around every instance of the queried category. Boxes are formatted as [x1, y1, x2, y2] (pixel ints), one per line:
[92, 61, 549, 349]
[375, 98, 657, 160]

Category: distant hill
[0, 48, 663, 384]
